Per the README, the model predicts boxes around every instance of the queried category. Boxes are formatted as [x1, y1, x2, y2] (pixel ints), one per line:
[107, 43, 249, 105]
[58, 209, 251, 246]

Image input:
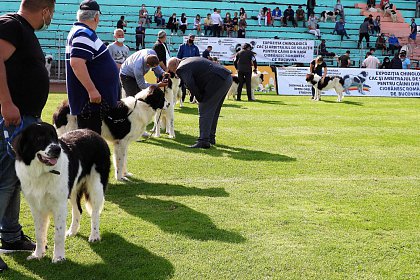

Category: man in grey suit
[167, 57, 233, 148]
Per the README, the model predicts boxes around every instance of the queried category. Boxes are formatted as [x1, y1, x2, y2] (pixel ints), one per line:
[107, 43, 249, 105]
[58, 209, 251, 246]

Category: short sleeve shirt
[0, 14, 49, 117]
[65, 22, 119, 115]
[107, 42, 130, 65]
[310, 60, 327, 75]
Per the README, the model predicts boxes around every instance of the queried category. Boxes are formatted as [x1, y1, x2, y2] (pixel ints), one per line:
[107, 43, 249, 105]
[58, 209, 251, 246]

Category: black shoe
[236, 98, 242, 101]
[1, 232, 36, 252]
[189, 142, 211, 149]
[0, 256, 8, 272]
[209, 139, 215, 145]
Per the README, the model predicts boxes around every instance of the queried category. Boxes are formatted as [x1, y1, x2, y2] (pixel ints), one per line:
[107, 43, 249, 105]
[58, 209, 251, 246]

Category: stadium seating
[1, 0, 418, 75]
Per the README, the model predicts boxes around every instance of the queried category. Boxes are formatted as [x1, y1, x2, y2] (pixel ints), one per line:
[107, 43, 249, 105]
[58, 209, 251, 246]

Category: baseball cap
[80, 0, 101, 14]
[158, 30, 166, 38]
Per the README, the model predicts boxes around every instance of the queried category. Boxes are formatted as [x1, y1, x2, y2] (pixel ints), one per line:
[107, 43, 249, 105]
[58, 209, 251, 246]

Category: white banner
[185, 37, 315, 63]
[276, 67, 420, 97]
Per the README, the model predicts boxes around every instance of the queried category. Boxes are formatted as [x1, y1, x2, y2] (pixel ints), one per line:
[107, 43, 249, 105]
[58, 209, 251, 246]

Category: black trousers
[237, 71, 252, 101]
[120, 74, 140, 97]
[358, 33, 370, 48]
[180, 80, 194, 102]
[212, 24, 221, 37]
[136, 35, 145, 51]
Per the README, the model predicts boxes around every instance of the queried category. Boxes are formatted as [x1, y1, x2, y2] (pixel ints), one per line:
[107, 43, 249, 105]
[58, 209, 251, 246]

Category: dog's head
[135, 86, 170, 110]
[45, 54, 53, 64]
[160, 72, 173, 89]
[306, 73, 321, 85]
[13, 122, 61, 167]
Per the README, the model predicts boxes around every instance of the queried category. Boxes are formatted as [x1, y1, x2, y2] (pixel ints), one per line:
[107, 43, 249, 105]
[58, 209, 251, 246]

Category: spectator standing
[362, 52, 380, 68]
[389, 53, 402, 69]
[333, 18, 350, 40]
[167, 57, 233, 148]
[223, 12, 233, 37]
[177, 34, 200, 103]
[318, 40, 335, 57]
[234, 43, 258, 101]
[338, 50, 351, 67]
[108, 29, 130, 70]
[388, 34, 401, 54]
[239, 8, 247, 19]
[135, 21, 146, 51]
[232, 12, 239, 37]
[375, 33, 387, 55]
[309, 56, 327, 100]
[66, 0, 119, 134]
[283, 6, 297, 27]
[211, 8, 223, 37]
[117, 15, 127, 32]
[307, 13, 321, 39]
[238, 16, 246, 38]
[194, 14, 203, 36]
[400, 52, 411, 69]
[120, 49, 167, 96]
[409, 18, 417, 44]
[307, 0, 316, 20]
[379, 56, 390, 69]
[417, 0, 420, 18]
[153, 30, 171, 71]
[154, 6, 165, 27]
[179, 13, 188, 35]
[167, 13, 179, 35]
[204, 13, 213, 36]
[357, 18, 370, 48]
[0, 0, 56, 271]
[334, 0, 345, 20]
[272, 7, 282, 26]
[373, 15, 381, 35]
[295, 6, 306, 27]
[202, 45, 212, 60]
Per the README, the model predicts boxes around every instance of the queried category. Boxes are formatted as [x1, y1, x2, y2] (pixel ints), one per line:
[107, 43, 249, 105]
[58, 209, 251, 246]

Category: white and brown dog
[227, 71, 264, 100]
[53, 86, 169, 181]
[306, 73, 345, 102]
[13, 123, 110, 263]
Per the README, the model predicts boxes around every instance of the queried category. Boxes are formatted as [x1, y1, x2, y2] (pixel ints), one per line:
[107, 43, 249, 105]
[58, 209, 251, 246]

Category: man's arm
[69, 57, 101, 103]
[133, 59, 150, 90]
[177, 45, 183, 59]
[322, 66, 327, 78]
[0, 39, 20, 126]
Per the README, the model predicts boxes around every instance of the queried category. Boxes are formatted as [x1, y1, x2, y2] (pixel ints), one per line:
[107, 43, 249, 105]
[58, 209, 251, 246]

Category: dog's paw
[52, 256, 66, 263]
[88, 234, 101, 243]
[168, 135, 175, 139]
[124, 172, 134, 178]
[66, 228, 78, 237]
[27, 252, 45, 260]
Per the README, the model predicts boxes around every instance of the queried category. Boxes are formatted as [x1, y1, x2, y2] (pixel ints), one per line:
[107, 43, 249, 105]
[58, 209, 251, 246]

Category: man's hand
[1, 101, 21, 126]
[88, 89, 102, 104]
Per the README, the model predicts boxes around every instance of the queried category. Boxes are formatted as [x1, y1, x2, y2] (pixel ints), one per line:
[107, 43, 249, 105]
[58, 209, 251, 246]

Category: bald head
[167, 57, 181, 73]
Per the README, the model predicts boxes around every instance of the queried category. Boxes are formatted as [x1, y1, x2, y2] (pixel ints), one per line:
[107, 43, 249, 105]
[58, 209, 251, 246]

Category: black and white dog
[320, 10, 339, 22]
[342, 71, 368, 95]
[13, 123, 110, 263]
[227, 71, 264, 100]
[306, 73, 345, 102]
[153, 72, 177, 138]
[45, 54, 53, 78]
[53, 86, 169, 181]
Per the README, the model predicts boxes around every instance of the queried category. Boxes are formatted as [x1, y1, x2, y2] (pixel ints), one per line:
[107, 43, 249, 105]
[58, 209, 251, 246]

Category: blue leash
[0, 118, 24, 159]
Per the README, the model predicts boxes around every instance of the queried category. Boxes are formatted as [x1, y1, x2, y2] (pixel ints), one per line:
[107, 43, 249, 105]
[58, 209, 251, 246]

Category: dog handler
[0, 0, 56, 271]
[167, 57, 232, 148]
[308, 56, 327, 100]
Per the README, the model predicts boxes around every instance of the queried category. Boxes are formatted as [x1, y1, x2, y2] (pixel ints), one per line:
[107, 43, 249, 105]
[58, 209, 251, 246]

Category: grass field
[1, 93, 419, 280]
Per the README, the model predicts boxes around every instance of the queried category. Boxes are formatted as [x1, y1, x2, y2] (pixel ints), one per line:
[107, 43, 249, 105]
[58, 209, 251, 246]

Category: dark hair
[146, 55, 159, 66]
[120, 16, 125, 19]
[214, 8, 217, 12]
[22, 0, 55, 11]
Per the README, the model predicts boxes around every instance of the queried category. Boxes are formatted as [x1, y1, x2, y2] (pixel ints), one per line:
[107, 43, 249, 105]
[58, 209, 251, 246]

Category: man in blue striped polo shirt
[65, 0, 119, 134]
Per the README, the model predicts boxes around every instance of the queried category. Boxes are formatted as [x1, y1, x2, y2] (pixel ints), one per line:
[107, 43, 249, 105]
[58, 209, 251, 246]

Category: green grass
[1, 93, 419, 280]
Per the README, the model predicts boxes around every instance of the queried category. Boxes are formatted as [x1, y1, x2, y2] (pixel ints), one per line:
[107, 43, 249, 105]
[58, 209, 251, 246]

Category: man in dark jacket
[167, 57, 233, 148]
[177, 34, 200, 103]
[282, 6, 297, 27]
[307, 0, 316, 20]
[152, 30, 170, 71]
[389, 53, 402, 69]
[234, 43, 258, 101]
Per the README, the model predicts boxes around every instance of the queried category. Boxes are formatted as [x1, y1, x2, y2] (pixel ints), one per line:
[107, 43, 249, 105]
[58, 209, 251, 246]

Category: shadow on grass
[8, 233, 174, 279]
[107, 179, 245, 243]
[174, 102, 244, 115]
[140, 131, 296, 163]
[321, 99, 363, 106]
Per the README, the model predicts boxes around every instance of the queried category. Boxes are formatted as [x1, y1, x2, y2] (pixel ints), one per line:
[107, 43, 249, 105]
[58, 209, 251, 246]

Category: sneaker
[0, 256, 8, 272]
[1, 232, 36, 252]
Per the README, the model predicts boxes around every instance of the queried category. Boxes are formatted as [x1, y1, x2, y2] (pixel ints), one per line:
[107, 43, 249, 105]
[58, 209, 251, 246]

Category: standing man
[153, 30, 171, 71]
[167, 57, 232, 148]
[409, 18, 417, 44]
[177, 34, 200, 103]
[202, 45, 212, 60]
[108, 28, 130, 70]
[357, 18, 371, 49]
[116, 15, 127, 32]
[362, 52, 380, 68]
[306, 0, 316, 20]
[234, 43, 258, 101]
[120, 49, 167, 97]
[338, 50, 351, 68]
[66, 0, 120, 134]
[135, 21, 146, 51]
[0, 0, 56, 271]
[211, 8, 223, 37]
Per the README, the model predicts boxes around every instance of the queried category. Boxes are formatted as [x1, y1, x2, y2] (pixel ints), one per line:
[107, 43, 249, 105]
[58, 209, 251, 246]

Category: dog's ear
[147, 85, 157, 96]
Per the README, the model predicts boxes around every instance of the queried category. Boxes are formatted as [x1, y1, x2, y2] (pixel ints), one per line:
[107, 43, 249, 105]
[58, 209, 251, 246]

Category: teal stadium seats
[0, 0, 417, 69]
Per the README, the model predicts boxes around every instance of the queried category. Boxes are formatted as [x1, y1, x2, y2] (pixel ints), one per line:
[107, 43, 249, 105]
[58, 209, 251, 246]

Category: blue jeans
[0, 115, 40, 242]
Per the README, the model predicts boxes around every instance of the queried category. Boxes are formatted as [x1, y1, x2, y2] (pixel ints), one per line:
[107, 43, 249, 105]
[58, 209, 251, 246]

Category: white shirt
[362, 55, 380, 69]
[211, 12, 223, 25]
